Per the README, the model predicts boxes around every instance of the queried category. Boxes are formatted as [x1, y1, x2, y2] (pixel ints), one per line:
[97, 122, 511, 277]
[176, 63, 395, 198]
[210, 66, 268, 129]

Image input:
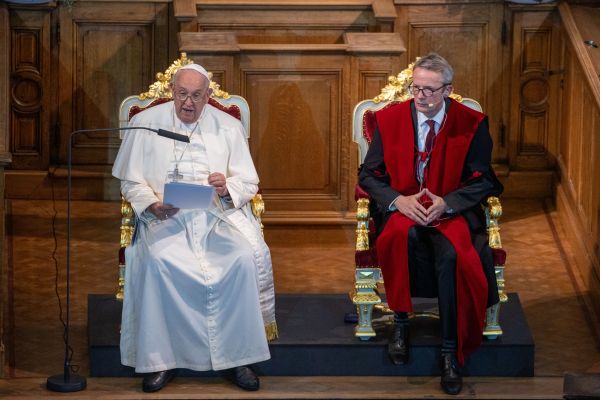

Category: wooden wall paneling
[555, 2, 600, 319]
[582, 95, 598, 234]
[8, 6, 52, 171]
[241, 54, 347, 219]
[558, 48, 576, 196]
[57, 1, 172, 166]
[1, 3, 10, 159]
[509, 6, 561, 172]
[191, 3, 379, 41]
[566, 54, 583, 202]
[0, 0, 8, 379]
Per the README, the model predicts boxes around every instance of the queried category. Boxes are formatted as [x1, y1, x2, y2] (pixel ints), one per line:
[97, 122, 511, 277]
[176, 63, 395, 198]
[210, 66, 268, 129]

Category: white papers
[163, 182, 215, 209]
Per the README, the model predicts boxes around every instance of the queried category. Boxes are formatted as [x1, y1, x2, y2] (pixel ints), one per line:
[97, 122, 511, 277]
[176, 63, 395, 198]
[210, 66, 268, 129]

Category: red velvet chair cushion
[355, 248, 378, 268]
[128, 98, 242, 121]
[129, 98, 171, 120]
[492, 248, 506, 266]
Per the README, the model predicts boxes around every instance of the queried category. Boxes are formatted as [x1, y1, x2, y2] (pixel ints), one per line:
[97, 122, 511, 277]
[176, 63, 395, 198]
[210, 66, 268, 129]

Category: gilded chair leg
[354, 302, 377, 340]
[483, 302, 502, 339]
[484, 264, 507, 339]
[351, 267, 383, 340]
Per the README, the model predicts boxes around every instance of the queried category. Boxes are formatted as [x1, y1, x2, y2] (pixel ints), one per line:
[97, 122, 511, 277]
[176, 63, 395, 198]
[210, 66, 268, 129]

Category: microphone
[156, 128, 190, 143]
[46, 125, 189, 393]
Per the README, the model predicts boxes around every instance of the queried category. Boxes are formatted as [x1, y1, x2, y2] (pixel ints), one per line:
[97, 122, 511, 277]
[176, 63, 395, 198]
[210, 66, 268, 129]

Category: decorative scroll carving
[140, 52, 230, 100]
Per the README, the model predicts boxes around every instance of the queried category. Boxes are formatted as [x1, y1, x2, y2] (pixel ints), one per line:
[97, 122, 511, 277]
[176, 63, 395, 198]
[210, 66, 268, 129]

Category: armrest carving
[356, 198, 370, 252]
[120, 198, 135, 248]
[485, 196, 502, 249]
[251, 194, 265, 235]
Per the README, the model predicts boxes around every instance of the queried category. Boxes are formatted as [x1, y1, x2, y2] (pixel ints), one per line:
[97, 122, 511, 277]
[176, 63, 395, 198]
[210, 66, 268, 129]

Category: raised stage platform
[88, 293, 534, 377]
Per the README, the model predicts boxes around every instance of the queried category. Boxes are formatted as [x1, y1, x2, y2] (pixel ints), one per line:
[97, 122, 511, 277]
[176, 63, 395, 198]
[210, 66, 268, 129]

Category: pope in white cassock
[112, 63, 275, 393]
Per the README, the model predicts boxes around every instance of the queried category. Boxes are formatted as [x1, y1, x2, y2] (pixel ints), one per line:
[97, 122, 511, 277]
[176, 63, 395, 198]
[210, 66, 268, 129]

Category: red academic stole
[375, 99, 487, 365]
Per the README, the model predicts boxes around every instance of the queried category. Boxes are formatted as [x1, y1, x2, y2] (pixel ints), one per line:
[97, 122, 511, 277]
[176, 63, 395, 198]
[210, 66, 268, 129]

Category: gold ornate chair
[115, 54, 275, 341]
[350, 62, 507, 341]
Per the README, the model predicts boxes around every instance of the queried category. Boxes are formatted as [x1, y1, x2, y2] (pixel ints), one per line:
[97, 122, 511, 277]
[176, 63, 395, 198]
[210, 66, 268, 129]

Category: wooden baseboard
[5, 168, 121, 201]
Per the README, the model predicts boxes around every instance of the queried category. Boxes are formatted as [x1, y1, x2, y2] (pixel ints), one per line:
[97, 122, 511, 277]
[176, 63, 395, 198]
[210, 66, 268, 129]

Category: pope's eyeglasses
[174, 90, 206, 103]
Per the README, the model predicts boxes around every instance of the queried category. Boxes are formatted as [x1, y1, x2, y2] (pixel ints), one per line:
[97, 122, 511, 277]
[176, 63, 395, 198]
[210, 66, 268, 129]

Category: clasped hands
[393, 188, 448, 226]
[147, 172, 229, 220]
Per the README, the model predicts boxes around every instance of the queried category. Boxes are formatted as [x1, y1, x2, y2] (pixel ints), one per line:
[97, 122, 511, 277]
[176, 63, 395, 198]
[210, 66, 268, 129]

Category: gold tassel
[265, 321, 279, 342]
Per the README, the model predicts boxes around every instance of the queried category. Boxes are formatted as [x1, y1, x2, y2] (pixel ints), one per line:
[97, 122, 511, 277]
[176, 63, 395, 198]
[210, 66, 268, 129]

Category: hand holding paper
[208, 172, 229, 197]
[148, 202, 180, 221]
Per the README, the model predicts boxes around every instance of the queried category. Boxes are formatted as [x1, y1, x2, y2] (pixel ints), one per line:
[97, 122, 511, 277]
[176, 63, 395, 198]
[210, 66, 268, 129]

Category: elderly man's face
[171, 69, 211, 124]
[411, 67, 452, 118]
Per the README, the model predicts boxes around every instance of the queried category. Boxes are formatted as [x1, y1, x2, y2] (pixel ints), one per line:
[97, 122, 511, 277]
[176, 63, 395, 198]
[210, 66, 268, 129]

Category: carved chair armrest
[250, 193, 265, 235]
[355, 184, 378, 268]
[117, 198, 136, 301]
[485, 196, 502, 249]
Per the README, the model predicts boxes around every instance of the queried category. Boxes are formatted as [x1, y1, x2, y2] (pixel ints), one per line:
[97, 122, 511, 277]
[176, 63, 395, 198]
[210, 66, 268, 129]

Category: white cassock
[112, 101, 275, 373]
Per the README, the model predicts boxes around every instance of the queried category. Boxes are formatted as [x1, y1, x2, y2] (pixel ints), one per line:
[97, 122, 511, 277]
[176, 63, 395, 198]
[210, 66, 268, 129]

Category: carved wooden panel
[562, 54, 598, 234]
[58, 2, 172, 165]
[9, 9, 51, 170]
[360, 71, 392, 100]
[509, 9, 561, 171]
[246, 71, 341, 196]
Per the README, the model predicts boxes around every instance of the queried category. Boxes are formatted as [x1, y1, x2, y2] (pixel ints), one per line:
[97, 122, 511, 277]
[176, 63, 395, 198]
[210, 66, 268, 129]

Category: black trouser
[396, 225, 458, 352]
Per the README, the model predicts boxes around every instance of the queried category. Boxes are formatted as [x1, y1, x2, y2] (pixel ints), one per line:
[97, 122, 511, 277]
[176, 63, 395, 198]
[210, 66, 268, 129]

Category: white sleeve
[120, 180, 159, 219]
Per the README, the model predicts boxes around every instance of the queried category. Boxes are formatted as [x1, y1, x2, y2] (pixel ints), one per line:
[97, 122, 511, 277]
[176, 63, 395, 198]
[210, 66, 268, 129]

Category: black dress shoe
[388, 322, 409, 365]
[440, 353, 462, 395]
[226, 366, 259, 391]
[142, 369, 176, 393]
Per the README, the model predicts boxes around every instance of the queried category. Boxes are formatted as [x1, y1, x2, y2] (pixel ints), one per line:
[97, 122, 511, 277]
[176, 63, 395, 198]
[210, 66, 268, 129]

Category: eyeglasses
[408, 84, 447, 97]
[173, 90, 207, 103]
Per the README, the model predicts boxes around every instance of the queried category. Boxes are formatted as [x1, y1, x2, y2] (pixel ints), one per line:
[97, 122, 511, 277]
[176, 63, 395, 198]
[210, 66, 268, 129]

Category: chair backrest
[118, 53, 250, 135]
[352, 60, 482, 164]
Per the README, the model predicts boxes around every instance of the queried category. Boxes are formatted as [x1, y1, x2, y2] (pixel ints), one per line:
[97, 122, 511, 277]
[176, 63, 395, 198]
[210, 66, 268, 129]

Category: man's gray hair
[413, 53, 454, 84]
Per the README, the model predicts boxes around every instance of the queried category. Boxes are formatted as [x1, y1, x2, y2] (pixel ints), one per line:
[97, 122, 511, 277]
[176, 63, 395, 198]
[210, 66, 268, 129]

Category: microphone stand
[47, 126, 189, 392]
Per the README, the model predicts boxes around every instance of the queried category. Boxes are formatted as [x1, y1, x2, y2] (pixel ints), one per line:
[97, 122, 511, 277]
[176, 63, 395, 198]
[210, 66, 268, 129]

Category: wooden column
[0, 1, 13, 378]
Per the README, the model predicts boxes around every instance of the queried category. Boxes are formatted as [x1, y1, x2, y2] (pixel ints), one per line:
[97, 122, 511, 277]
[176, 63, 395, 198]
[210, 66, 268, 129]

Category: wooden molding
[372, 0, 396, 20]
[180, 32, 406, 53]
[175, 0, 397, 21]
[0, 3, 10, 158]
[174, 0, 197, 20]
[179, 31, 240, 52]
[344, 32, 405, 53]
